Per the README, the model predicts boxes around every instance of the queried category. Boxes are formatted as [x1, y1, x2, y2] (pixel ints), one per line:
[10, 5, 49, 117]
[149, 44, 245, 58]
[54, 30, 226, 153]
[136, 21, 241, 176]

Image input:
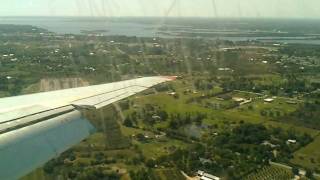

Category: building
[167, 92, 176, 96]
[197, 170, 220, 180]
[264, 98, 274, 103]
[287, 139, 297, 144]
[232, 97, 246, 103]
[262, 141, 278, 148]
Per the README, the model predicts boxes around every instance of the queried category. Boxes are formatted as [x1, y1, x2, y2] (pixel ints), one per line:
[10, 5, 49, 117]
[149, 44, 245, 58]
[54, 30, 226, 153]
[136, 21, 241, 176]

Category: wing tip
[162, 76, 178, 81]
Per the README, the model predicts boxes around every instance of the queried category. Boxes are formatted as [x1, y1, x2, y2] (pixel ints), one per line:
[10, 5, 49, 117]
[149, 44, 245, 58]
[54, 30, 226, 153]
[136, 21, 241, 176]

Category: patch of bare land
[39, 78, 89, 92]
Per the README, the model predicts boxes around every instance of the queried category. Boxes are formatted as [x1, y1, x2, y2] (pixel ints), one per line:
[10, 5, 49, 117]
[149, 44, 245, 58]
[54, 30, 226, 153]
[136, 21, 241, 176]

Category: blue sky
[0, 0, 319, 18]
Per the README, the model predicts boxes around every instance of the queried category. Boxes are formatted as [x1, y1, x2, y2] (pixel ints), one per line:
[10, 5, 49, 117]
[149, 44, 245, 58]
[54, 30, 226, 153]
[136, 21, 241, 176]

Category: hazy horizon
[0, 0, 320, 19]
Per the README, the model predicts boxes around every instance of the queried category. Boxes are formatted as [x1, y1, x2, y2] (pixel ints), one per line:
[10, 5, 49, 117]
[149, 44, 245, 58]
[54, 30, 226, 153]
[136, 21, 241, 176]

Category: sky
[0, 0, 319, 18]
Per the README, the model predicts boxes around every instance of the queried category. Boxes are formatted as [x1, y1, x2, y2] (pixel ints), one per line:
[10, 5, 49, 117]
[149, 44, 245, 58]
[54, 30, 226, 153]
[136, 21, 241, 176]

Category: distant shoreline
[1, 17, 320, 45]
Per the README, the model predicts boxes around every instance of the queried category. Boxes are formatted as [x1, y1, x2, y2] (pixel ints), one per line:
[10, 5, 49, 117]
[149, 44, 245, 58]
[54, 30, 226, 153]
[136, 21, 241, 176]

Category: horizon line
[1, 15, 320, 20]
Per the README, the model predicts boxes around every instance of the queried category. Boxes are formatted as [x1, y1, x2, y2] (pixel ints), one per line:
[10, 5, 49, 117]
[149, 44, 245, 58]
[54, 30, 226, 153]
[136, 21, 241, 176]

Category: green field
[291, 135, 320, 171]
[152, 169, 185, 180]
[121, 126, 188, 159]
[244, 166, 294, 180]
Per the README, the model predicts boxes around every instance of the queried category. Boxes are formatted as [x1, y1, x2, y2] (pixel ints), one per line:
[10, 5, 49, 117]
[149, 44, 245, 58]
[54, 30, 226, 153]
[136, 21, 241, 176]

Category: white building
[264, 98, 274, 103]
[197, 170, 220, 180]
[287, 139, 297, 144]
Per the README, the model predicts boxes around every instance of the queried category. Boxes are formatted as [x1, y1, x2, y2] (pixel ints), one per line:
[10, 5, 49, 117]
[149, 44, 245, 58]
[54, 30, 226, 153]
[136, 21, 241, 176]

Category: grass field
[230, 98, 301, 122]
[153, 168, 185, 180]
[136, 139, 187, 159]
[264, 121, 320, 138]
[121, 126, 188, 159]
[291, 135, 320, 171]
[22, 78, 319, 179]
[130, 80, 319, 137]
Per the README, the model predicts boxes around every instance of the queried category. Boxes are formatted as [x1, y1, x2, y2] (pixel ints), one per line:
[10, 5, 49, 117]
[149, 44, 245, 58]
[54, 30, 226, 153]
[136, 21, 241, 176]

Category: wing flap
[71, 85, 147, 109]
[0, 76, 176, 179]
[0, 76, 175, 122]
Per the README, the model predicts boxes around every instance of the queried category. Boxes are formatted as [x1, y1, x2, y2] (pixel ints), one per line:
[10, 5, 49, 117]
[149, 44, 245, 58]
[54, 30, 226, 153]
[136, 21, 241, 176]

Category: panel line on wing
[71, 85, 149, 109]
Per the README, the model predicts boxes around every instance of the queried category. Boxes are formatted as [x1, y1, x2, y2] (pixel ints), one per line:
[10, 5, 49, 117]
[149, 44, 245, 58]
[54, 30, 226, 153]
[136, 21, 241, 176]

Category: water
[0, 17, 159, 37]
[1, 17, 320, 45]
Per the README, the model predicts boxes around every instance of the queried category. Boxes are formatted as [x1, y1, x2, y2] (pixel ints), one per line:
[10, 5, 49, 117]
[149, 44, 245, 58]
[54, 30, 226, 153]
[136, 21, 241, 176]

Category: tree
[195, 117, 203, 126]
[43, 160, 56, 174]
[145, 159, 156, 168]
[158, 110, 168, 121]
[169, 119, 178, 129]
[136, 133, 146, 142]
[305, 169, 314, 179]
[269, 111, 274, 118]
[292, 167, 299, 176]
[260, 110, 267, 116]
[123, 117, 133, 127]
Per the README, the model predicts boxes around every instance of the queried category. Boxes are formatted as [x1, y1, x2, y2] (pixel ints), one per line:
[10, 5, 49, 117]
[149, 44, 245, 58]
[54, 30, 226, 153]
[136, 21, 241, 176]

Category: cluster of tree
[123, 104, 169, 127]
[168, 112, 207, 129]
[163, 129, 196, 143]
[260, 109, 282, 118]
[154, 83, 174, 92]
[129, 168, 156, 180]
[280, 44, 320, 57]
[194, 79, 214, 90]
[0, 24, 47, 34]
[42, 148, 123, 179]
[281, 101, 320, 130]
[0, 76, 26, 96]
[220, 74, 317, 96]
[72, 168, 120, 180]
[150, 123, 313, 179]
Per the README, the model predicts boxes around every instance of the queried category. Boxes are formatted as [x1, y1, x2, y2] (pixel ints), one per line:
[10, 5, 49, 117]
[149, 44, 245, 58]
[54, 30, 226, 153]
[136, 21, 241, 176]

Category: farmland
[244, 165, 294, 180]
[291, 135, 320, 171]
[1, 24, 319, 179]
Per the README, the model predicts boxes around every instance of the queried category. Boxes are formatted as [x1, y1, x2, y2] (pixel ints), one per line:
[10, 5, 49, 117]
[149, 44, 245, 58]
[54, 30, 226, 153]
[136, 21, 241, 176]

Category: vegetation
[4, 24, 318, 179]
[244, 166, 294, 180]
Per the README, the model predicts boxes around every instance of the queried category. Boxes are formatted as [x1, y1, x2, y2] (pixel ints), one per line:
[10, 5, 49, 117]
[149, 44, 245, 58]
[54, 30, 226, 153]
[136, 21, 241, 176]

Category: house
[201, 173, 220, 180]
[240, 98, 252, 105]
[287, 139, 297, 144]
[152, 115, 161, 120]
[199, 158, 212, 165]
[167, 92, 176, 96]
[218, 67, 231, 71]
[232, 97, 245, 103]
[264, 98, 274, 103]
[197, 170, 220, 180]
[197, 170, 205, 176]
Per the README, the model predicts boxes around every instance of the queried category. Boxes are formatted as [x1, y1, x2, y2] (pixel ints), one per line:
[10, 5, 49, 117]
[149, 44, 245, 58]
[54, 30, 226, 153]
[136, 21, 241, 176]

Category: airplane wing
[0, 76, 175, 180]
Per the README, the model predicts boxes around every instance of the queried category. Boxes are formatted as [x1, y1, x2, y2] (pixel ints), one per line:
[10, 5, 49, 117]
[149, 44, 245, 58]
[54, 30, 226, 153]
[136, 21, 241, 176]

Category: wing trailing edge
[0, 76, 175, 179]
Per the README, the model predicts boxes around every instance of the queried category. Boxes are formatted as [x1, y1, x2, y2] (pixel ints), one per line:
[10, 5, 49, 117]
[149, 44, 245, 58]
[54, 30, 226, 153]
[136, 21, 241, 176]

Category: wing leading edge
[0, 76, 175, 180]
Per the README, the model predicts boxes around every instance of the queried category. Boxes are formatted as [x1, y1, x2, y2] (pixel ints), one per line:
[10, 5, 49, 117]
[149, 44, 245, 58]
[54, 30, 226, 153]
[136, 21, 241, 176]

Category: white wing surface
[0, 76, 175, 180]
